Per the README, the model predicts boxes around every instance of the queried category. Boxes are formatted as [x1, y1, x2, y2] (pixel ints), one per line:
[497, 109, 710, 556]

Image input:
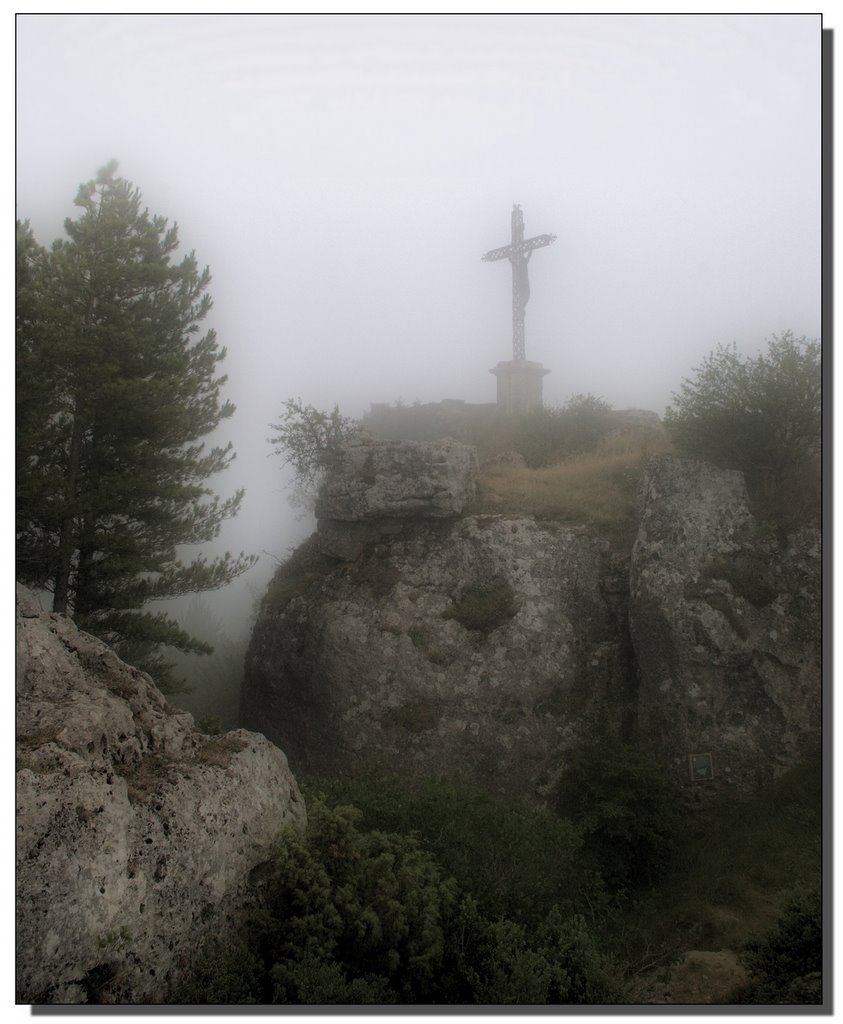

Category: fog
[16, 14, 822, 640]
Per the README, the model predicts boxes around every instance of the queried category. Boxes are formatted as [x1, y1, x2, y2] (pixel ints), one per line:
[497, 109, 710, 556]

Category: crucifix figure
[481, 204, 556, 361]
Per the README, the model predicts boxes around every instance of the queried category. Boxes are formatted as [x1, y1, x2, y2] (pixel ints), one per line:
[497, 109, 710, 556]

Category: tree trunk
[52, 412, 84, 614]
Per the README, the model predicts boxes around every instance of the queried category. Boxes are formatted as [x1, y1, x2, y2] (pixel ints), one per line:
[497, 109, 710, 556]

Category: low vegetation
[366, 397, 673, 553]
[738, 885, 822, 1004]
[476, 449, 650, 552]
[173, 748, 821, 1005]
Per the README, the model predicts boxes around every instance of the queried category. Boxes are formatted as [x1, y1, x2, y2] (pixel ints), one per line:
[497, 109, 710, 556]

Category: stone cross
[481, 204, 556, 361]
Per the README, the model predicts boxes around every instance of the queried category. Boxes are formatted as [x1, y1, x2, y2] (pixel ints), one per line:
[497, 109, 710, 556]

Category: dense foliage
[176, 797, 623, 1005]
[552, 736, 682, 889]
[16, 163, 254, 687]
[170, 752, 822, 1006]
[739, 886, 823, 1004]
[305, 773, 585, 927]
[664, 333, 821, 490]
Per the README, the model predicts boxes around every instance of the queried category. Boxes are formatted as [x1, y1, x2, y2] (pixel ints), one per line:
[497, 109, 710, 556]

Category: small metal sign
[688, 752, 714, 782]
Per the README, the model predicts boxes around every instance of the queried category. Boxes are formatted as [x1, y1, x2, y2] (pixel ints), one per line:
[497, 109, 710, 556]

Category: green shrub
[269, 397, 360, 495]
[173, 935, 262, 1004]
[664, 333, 820, 497]
[304, 773, 585, 928]
[255, 799, 458, 1003]
[450, 900, 624, 1005]
[516, 394, 614, 468]
[271, 954, 396, 1004]
[739, 886, 823, 1005]
[553, 737, 681, 890]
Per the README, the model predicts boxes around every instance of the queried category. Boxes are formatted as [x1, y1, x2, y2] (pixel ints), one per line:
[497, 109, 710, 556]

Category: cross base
[490, 359, 550, 415]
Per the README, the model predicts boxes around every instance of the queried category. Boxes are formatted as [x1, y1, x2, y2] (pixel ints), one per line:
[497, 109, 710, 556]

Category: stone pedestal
[490, 359, 550, 415]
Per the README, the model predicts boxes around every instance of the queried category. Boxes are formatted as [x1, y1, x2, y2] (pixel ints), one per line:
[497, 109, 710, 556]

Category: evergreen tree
[16, 162, 255, 688]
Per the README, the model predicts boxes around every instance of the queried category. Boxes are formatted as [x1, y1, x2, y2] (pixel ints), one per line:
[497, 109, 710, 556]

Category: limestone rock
[629, 455, 821, 794]
[315, 439, 479, 559]
[242, 516, 633, 796]
[315, 438, 478, 523]
[15, 585, 305, 1004]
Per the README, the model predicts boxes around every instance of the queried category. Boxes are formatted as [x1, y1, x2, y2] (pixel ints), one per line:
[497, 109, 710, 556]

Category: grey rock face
[316, 438, 478, 521]
[629, 455, 821, 794]
[315, 439, 478, 558]
[15, 585, 305, 1004]
[243, 516, 632, 796]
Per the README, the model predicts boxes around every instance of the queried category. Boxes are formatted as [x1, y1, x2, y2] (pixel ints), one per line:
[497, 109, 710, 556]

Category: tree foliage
[268, 397, 360, 497]
[664, 333, 821, 487]
[16, 162, 255, 688]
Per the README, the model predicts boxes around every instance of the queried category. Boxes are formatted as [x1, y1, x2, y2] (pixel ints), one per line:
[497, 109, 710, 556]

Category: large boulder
[242, 515, 633, 797]
[15, 585, 305, 1004]
[629, 455, 821, 795]
[315, 439, 478, 559]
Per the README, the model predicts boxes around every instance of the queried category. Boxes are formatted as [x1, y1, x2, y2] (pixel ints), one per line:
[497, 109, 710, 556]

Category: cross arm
[481, 232, 557, 262]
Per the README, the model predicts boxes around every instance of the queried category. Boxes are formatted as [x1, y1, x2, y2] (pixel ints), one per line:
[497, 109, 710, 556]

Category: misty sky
[15, 13, 823, 628]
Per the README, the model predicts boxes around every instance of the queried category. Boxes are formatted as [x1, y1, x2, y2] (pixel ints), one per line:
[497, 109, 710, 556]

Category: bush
[303, 773, 585, 929]
[269, 397, 360, 496]
[553, 737, 681, 890]
[516, 394, 614, 468]
[450, 900, 624, 1005]
[739, 886, 823, 1004]
[173, 935, 263, 1004]
[254, 799, 458, 1003]
[664, 333, 820, 492]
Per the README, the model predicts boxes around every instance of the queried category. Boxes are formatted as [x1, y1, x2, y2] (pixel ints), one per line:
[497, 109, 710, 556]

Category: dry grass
[475, 432, 672, 552]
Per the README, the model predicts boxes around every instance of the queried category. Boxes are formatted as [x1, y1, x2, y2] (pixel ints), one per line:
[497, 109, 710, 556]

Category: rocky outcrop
[243, 513, 632, 796]
[629, 455, 821, 794]
[243, 444, 820, 805]
[16, 585, 305, 1004]
[315, 438, 478, 559]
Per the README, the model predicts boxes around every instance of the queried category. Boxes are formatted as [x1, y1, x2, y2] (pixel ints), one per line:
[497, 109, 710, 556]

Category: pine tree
[16, 162, 255, 688]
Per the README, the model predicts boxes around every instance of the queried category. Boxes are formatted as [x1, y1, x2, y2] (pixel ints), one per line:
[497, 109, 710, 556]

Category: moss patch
[382, 700, 442, 733]
[443, 580, 520, 634]
[354, 562, 401, 598]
